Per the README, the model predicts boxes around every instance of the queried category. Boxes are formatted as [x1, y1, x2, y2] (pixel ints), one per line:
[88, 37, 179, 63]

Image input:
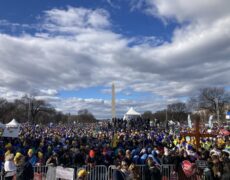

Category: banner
[226, 112, 230, 119]
[46, 166, 56, 180]
[3, 125, 20, 138]
[196, 160, 208, 169]
[56, 166, 74, 180]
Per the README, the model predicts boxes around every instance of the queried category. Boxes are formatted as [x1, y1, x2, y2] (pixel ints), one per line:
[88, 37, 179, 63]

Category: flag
[226, 112, 230, 119]
[111, 133, 119, 148]
[188, 115, 192, 128]
[208, 115, 213, 128]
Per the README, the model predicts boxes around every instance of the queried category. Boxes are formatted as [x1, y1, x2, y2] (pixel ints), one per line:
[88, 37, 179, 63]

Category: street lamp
[28, 97, 31, 122]
[166, 108, 168, 122]
[215, 98, 220, 124]
[165, 105, 168, 128]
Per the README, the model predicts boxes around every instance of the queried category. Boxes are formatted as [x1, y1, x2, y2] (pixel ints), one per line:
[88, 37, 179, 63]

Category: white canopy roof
[125, 107, 141, 116]
[6, 119, 20, 127]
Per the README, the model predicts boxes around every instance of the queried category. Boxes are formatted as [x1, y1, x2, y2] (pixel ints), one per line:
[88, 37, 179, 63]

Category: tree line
[0, 95, 96, 124]
[142, 87, 230, 123]
[0, 87, 229, 124]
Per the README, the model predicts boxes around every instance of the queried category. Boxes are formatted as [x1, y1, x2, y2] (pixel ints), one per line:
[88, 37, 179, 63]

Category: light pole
[215, 98, 220, 124]
[166, 108, 168, 122]
[28, 97, 30, 122]
[165, 106, 168, 128]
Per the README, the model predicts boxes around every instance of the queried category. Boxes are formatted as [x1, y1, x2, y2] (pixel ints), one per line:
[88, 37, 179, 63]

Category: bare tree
[188, 87, 230, 120]
[17, 96, 52, 123]
[0, 98, 16, 123]
[0, 96, 98, 125]
[142, 111, 154, 120]
[187, 97, 199, 112]
[77, 109, 96, 123]
[167, 102, 188, 122]
[153, 109, 167, 123]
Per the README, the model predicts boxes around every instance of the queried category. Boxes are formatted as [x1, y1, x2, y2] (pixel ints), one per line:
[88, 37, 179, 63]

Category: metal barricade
[107, 165, 129, 180]
[77, 165, 107, 180]
[108, 165, 116, 180]
[0, 167, 3, 180]
[161, 164, 178, 180]
[108, 164, 177, 180]
[33, 165, 48, 180]
[108, 165, 146, 180]
[135, 165, 146, 180]
[0, 164, 183, 180]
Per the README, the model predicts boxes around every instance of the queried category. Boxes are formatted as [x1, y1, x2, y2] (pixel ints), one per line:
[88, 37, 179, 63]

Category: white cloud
[0, 4, 230, 118]
[131, 0, 230, 23]
[52, 96, 171, 119]
[40, 89, 58, 96]
[42, 7, 110, 34]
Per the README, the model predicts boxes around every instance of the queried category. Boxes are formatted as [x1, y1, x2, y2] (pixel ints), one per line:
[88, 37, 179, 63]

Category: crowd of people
[0, 118, 229, 180]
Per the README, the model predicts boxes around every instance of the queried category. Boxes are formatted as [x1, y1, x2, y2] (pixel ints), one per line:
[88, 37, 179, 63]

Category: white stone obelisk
[112, 83, 116, 119]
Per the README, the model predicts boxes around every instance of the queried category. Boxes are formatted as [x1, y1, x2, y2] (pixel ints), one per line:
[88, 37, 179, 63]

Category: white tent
[0, 122, 5, 135]
[3, 119, 21, 138]
[6, 119, 20, 127]
[123, 107, 141, 120]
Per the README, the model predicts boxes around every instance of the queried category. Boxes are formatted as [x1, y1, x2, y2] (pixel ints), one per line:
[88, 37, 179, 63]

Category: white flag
[208, 115, 213, 128]
[188, 114, 192, 128]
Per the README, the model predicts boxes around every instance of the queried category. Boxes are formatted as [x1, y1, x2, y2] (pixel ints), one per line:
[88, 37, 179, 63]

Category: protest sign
[56, 166, 74, 180]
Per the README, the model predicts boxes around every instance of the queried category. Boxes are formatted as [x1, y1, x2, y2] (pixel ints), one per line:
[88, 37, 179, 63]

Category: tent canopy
[3, 119, 20, 138]
[125, 107, 141, 116]
[6, 119, 20, 127]
[123, 107, 141, 120]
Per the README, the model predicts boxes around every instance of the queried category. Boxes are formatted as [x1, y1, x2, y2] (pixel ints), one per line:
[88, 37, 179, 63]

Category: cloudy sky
[0, 0, 230, 119]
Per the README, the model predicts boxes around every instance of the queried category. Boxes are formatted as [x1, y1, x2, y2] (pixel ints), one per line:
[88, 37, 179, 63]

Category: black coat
[16, 161, 34, 180]
[144, 166, 162, 180]
[162, 155, 173, 164]
[112, 169, 126, 180]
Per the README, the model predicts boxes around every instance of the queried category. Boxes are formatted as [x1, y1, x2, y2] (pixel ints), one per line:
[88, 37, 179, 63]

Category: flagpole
[165, 106, 168, 129]
[166, 108, 168, 122]
[28, 96, 30, 122]
[215, 98, 220, 124]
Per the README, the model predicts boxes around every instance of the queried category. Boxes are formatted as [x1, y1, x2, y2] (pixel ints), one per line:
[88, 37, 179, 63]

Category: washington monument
[112, 83, 116, 119]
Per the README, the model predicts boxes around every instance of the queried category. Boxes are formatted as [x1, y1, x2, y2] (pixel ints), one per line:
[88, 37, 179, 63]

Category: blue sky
[0, 0, 229, 118]
[0, 0, 177, 40]
[0, 0, 180, 42]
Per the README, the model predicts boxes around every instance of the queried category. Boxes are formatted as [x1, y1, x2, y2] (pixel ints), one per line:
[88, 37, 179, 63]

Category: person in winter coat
[221, 161, 230, 180]
[27, 149, 37, 166]
[144, 157, 161, 180]
[14, 153, 34, 180]
[162, 148, 173, 164]
[46, 152, 59, 166]
[4, 153, 16, 180]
